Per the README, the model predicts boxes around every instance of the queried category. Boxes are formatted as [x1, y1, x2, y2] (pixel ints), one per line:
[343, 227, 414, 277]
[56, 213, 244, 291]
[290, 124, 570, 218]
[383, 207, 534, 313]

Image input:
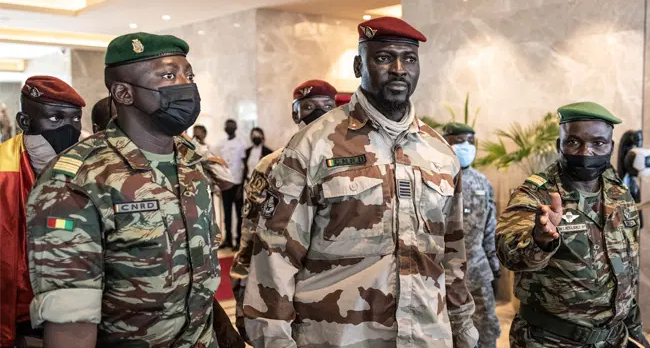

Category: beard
[378, 80, 411, 114]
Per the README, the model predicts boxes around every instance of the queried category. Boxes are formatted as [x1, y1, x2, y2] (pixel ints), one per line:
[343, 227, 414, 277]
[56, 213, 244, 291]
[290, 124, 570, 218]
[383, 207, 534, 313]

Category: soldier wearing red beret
[0, 75, 85, 348]
[230, 79, 337, 343]
[244, 17, 478, 348]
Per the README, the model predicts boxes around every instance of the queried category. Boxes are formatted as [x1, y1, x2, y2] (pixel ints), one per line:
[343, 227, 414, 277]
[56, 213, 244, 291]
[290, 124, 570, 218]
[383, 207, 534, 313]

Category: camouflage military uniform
[26, 122, 221, 348]
[243, 91, 478, 348]
[496, 164, 643, 348]
[461, 167, 500, 348]
[231, 148, 282, 329]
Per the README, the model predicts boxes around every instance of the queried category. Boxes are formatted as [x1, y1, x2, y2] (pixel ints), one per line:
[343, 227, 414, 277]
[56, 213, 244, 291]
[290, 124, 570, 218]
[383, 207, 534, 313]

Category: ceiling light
[233, 23, 241, 28]
[129, 23, 138, 29]
[362, 15, 371, 20]
[162, 15, 171, 21]
[198, 30, 205, 35]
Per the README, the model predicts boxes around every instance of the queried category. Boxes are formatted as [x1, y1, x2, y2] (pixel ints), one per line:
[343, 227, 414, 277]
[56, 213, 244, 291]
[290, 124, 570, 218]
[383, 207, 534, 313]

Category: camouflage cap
[557, 102, 621, 125]
[443, 122, 475, 135]
[105, 32, 189, 67]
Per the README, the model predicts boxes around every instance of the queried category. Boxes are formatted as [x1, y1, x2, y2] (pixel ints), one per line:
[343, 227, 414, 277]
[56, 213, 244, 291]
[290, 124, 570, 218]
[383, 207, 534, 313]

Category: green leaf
[443, 103, 456, 121]
[419, 116, 444, 130]
[464, 92, 470, 124]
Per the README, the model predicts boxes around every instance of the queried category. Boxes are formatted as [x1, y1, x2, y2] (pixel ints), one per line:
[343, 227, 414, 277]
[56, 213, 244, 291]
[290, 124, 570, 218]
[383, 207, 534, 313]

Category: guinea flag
[0, 133, 35, 346]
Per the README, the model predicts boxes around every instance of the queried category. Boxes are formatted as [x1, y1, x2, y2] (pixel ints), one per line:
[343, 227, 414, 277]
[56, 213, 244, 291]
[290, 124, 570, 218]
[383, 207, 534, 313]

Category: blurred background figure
[243, 127, 272, 182]
[91, 96, 116, 134]
[619, 130, 643, 203]
[0, 103, 12, 143]
[192, 124, 218, 156]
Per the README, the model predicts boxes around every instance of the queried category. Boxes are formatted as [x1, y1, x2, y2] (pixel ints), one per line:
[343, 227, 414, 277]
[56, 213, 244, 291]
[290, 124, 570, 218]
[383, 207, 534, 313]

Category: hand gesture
[534, 192, 563, 247]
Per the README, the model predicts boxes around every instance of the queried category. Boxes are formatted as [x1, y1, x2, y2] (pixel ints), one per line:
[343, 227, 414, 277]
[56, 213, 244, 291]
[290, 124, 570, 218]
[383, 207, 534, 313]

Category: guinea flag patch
[47, 217, 74, 230]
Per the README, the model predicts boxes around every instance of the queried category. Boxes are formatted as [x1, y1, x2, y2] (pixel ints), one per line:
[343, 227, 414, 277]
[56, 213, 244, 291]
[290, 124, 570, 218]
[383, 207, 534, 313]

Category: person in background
[193, 124, 218, 156]
[0, 103, 12, 143]
[91, 96, 116, 133]
[443, 122, 501, 348]
[231, 79, 337, 343]
[497, 102, 649, 348]
[243, 17, 478, 348]
[243, 127, 272, 182]
[0, 75, 85, 348]
[218, 119, 247, 250]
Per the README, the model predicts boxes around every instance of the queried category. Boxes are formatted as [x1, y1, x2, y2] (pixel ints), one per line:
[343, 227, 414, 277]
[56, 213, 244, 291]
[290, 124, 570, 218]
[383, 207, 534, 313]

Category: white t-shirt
[217, 137, 247, 184]
[247, 145, 263, 179]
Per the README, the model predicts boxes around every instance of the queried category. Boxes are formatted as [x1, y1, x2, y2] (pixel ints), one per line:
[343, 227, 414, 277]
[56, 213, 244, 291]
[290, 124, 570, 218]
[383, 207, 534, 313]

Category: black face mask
[40, 124, 81, 154]
[560, 151, 612, 181]
[225, 127, 236, 136]
[302, 109, 327, 125]
[130, 82, 201, 136]
[252, 137, 263, 146]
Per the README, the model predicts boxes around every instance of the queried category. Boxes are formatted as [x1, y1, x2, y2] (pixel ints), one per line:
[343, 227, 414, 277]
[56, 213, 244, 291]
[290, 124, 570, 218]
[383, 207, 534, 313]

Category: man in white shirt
[218, 119, 247, 250]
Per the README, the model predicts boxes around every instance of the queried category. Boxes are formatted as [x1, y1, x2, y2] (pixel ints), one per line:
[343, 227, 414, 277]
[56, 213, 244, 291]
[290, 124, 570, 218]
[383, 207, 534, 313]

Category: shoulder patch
[525, 174, 548, 188]
[52, 155, 83, 177]
[51, 136, 106, 178]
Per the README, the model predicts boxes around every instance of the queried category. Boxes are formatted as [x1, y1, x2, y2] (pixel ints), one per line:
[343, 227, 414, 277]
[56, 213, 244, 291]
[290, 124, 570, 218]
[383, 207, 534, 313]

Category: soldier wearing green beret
[496, 102, 649, 347]
[26, 32, 243, 348]
[443, 122, 501, 348]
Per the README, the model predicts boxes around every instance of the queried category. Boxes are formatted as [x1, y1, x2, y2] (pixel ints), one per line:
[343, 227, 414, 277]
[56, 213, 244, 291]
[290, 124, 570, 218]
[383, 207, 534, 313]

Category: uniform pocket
[417, 168, 454, 256]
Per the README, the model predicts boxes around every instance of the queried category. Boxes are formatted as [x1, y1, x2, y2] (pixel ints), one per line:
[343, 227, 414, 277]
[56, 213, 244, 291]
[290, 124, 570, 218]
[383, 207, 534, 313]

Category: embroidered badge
[326, 155, 367, 168]
[242, 201, 252, 217]
[261, 193, 279, 219]
[473, 190, 486, 196]
[562, 211, 579, 223]
[132, 38, 145, 53]
[557, 223, 587, 233]
[398, 179, 412, 198]
[52, 155, 83, 178]
[114, 200, 159, 214]
[248, 172, 267, 193]
[300, 86, 313, 97]
[525, 174, 547, 188]
[47, 217, 74, 230]
[464, 208, 472, 214]
[361, 26, 378, 39]
[27, 85, 43, 98]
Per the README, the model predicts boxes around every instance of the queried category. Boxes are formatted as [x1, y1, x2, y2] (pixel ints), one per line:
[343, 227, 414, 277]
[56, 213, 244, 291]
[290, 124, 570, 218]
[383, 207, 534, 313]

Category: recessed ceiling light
[362, 15, 371, 20]
[129, 23, 138, 29]
[233, 23, 241, 28]
[162, 15, 171, 21]
[198, 30, 205, 35]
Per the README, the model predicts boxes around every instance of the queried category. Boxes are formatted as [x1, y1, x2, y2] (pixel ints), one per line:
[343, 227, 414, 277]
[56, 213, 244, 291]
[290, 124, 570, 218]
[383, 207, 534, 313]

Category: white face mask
[23, 134, 57, 175]
[452, 141, 477, 168]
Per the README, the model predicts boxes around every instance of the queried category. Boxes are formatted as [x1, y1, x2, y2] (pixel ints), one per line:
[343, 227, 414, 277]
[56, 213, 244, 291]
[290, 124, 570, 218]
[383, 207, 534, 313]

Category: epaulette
[178, 135, 196, 150]
[52, 137, 106, 178]
[524, 173, 548, 189]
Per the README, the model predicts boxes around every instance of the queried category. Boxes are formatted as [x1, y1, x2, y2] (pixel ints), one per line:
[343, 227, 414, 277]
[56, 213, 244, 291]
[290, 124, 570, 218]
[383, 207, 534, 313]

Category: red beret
[358, 17, 427, 46]
[335, 94, 351, 107]
[293, 80, 337, 102]
[21, 75, 86, 107]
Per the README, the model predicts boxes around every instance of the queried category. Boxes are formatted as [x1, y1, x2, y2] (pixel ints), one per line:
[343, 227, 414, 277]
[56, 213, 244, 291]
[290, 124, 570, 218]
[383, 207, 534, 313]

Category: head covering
[21, 75, 85, 107]
[105, 32, 189, 67]
[335, 94, 352, 107]
[358, 17, 427, 46]
[557, 101, 621, 125]
[443, 122, 475, 136]
[293, 80, 337, 102]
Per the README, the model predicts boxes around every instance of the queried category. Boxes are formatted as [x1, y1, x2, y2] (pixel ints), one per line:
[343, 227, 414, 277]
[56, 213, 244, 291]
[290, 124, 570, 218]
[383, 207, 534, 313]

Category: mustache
[382, 78, 411, 90]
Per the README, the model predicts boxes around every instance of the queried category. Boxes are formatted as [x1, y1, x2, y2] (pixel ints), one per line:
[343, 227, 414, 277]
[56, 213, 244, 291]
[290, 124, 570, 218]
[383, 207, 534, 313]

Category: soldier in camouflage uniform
[26, 33, 241, 348]
[243, 17, 478, 348]
[496, 102, 649, 348]
[443, 122, 501, 348]
[230, 79, 337, 342]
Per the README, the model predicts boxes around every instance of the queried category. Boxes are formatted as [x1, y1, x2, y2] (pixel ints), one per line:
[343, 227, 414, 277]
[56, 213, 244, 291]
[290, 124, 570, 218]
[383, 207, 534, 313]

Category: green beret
[443, 122, 475, 136]
[105, 32, 189, 67]
[557, 101, 621, 125]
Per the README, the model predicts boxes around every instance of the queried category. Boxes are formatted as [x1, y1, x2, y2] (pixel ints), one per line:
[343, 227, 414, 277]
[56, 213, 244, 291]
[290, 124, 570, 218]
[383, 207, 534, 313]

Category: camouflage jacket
[243, 91, 478, 348]
[461, 167, 499, 289]
[496, 164, 643, 336]
[231, 148, 282, 322]
[26, 122, 221, 348]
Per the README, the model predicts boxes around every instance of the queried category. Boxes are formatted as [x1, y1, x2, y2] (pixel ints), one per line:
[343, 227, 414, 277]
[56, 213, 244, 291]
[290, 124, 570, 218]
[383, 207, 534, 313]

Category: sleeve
[26, 177, 103, 327]
[483, 181, 500, 275]
[624, 299, 646, 341]
[444, 172, 479, 348]
[242, 148, 314, 348]
[495, 186, 560, 272]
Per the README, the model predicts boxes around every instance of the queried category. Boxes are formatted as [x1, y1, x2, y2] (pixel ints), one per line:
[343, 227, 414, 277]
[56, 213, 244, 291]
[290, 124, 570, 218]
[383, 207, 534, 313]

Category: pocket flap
[322, 177, 383, 199]
[420, 168, 455, 196]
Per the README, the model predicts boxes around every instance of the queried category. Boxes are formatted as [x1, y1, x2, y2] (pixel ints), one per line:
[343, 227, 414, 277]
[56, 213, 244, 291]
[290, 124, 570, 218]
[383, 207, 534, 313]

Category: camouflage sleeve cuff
[453, 325, 479, 348]
[517, 234, 560, 269]
[30, 288, 102, 327]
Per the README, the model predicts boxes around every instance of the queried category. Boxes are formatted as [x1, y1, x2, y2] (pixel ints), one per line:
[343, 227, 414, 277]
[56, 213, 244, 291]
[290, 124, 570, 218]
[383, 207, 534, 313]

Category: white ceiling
[0, 0, 302, 36]
[0, 42, 62, 58]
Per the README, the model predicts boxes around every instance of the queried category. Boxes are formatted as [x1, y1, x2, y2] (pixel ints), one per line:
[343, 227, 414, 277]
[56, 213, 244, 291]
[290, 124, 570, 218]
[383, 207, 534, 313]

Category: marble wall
[70, 49, 108, 133]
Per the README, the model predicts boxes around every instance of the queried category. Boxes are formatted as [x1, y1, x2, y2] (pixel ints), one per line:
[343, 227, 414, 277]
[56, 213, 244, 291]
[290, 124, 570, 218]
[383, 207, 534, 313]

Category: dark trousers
[222, 184, 243, 247]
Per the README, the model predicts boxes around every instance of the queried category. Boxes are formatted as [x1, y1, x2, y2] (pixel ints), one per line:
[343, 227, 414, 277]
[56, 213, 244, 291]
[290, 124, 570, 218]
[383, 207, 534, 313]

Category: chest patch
[473, 190, 486, 196]
[326, 155, 367, 168]
[558, 223, 587, 233]
[261, 192, 279, 218]
[398, 179, 412, 198]
[114, 200, 160, 214]
[562, 211, 579, 223]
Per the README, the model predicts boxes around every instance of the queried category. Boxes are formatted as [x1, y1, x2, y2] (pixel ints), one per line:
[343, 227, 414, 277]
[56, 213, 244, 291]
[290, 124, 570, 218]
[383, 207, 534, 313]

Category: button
[275, 181, 283, 188]
[183, 191, 194, 197]
[349, 182, 359, 191]
[594, 245, 600, 250]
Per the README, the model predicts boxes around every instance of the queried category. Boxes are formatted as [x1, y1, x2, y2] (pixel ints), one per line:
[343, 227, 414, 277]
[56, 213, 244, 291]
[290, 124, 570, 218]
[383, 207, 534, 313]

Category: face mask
[130, 82, 201, 136]
[39, 124, 80, 154]
[560, 151, 612, 181]
[301, 109, 327, 126]
[225, 127, 236, 136]
[252, 137, 263, 146]
[452, 141, 476, 168]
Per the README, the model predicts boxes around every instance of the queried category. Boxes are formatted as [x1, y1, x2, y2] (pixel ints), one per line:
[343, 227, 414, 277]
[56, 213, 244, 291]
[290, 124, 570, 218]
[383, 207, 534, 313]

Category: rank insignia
[132, 39, 145, 53]
[362, 26, 378, 39]
[27, 85, 43, 98]
[52, 155, 83, 178]
[261, 192, 279, 219]
[326, 155, 367, 168]
[562, 211, 579, 223]
[300, 86, 313, 97]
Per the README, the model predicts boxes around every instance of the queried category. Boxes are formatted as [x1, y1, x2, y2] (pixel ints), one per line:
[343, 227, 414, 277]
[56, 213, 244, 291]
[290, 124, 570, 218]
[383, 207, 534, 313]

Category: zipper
[161, 213, 174, 283]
